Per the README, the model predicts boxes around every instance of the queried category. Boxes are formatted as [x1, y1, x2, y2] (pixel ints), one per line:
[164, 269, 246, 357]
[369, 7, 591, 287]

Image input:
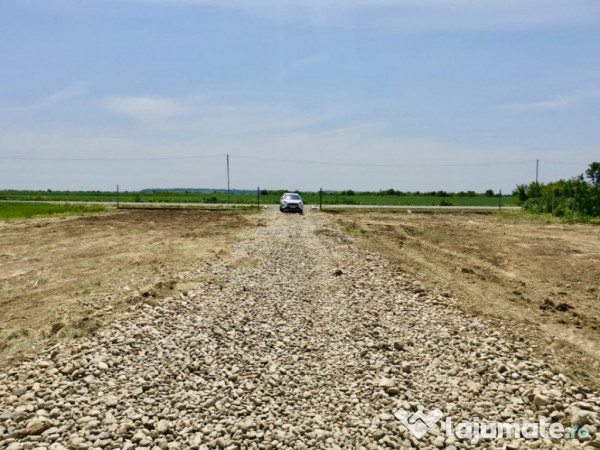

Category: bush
[517, 163, 600, 218]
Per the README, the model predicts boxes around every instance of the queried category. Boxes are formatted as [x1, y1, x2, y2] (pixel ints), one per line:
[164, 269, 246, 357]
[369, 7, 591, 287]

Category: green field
[0, 202, 105, 220]
[0, 190, 517, 207]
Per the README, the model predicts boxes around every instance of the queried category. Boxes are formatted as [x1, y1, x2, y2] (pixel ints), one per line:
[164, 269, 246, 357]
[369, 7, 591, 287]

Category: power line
[0, 155, 223, 161]
[541, 160, 591, 166]
[231, 155, 537, 168]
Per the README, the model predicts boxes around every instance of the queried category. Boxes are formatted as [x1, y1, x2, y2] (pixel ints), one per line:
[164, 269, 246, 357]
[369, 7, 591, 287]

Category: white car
[280, 193, 303, 213]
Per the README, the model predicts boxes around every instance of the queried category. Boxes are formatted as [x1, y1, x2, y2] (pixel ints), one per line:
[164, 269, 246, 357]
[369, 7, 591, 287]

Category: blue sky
[1, 0, 599, 192]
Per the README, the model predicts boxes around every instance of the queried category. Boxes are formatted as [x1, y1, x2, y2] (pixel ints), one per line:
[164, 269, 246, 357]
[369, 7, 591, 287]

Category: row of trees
[338, 189, 500, 197]
[260, 189, 500, 197]
[513, 162, 600, 218]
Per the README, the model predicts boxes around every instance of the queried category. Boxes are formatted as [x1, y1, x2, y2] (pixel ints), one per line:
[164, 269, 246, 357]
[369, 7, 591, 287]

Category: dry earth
[0, 208, 252, 366]
[0, 208, 599, 449]
[331, 210, 600, 390]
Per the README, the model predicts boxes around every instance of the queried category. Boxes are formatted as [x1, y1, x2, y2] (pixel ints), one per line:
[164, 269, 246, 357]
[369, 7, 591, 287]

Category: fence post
[498, 189, 502, 212]
[227, 154, 230, 203]
[257, 186, 260, 210]
[117, 184, 119, 209]
[319, 188, 323, 210]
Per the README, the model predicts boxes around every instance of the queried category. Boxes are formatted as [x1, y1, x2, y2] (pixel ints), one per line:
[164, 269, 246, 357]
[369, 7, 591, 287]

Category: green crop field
[0, 202, 105, 220]
[0, 190, 517, 207]
[295, 194, 516, 206]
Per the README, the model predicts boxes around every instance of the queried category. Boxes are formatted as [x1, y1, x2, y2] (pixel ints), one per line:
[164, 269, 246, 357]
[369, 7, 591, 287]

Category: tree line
[513, 162, 600, 218]
[260, 189, 501, 197]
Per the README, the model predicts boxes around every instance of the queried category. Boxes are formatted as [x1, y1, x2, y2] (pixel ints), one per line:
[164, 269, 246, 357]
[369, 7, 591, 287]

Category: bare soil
[0, 208, 254, 365]
[331, 210, 600, 388]
[2, 206, 598, 390]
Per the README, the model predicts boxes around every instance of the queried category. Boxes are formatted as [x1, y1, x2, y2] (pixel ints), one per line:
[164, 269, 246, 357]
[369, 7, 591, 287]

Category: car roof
[282, 192, 300, 196]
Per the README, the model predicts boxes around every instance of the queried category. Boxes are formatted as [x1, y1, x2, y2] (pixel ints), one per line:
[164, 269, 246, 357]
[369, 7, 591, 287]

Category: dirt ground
[332, 210, 600, 388]
[0, 207, 255, 366]
[2, 206, 599, 390]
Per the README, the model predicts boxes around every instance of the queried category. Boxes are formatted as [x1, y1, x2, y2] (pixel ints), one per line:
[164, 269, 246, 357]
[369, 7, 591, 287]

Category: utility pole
[227, 154, 230, 203]
[257, 186, 260, 210]
[117, 184, 119, 209]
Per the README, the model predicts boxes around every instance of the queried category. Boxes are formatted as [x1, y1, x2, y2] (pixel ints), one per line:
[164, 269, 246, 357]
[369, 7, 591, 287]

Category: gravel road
[1, 209, 598, 449]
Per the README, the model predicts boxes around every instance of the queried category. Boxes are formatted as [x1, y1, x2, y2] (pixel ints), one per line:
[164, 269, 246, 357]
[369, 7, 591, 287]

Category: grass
[0, 190, 517, 207]
[340, 221, 372, 237]
[0, 202, 105, 220]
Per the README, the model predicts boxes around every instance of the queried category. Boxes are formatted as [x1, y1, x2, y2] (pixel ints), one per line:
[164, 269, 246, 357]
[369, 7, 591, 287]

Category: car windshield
[284, 194, 301, 200]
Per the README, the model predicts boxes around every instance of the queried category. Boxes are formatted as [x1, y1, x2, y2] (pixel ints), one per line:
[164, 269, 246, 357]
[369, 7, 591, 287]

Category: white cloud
[101, 95, 193, 121]
[316, 122, 383, 136]
[288, 52, 329, 68]
[119, 99, 339, 135]
[133, 0, 600, 31]
[15, 86, 86, 113]
[501, 90, 600, 111]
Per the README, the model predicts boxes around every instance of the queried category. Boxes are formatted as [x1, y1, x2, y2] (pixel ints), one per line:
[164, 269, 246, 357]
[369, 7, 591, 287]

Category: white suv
[280, 193, 303, 213]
